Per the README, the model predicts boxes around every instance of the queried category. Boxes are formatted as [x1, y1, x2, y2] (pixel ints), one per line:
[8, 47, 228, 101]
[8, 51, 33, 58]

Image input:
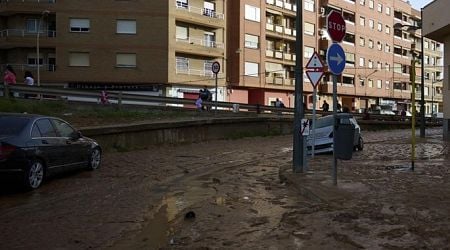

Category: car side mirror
[70, 131, 82, 140]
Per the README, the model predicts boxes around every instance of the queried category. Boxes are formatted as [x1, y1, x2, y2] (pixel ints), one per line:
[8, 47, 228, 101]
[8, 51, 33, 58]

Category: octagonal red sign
[326, 10, 346, 43]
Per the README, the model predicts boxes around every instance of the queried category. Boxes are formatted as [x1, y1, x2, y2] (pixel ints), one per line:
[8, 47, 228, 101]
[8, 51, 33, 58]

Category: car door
[32, 118, 66, 174]
[51, 119, 89, 168]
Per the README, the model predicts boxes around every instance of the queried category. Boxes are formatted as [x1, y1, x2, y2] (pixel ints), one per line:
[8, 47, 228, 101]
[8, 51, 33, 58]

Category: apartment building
[0, 0, 226, 99]
[226, 0, 444, 115]
[1, 0, 443, 115]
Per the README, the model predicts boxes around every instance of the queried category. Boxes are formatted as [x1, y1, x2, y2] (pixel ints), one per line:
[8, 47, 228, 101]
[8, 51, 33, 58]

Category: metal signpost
[211, 61, 220, 113]
[326, 10, 346, 185]
[305, 52, 325, 158]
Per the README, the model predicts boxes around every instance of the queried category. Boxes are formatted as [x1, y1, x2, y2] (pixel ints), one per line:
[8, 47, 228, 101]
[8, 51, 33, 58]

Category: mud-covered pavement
[1, 128, 449, 249]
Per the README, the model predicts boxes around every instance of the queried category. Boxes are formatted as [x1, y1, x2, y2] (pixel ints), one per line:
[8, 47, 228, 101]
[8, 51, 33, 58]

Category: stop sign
[326, 10, 346, 43]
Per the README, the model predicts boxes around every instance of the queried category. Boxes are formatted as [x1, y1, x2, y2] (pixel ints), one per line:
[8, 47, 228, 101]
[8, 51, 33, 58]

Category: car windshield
[315, 115, 334, 129]
[0, 116, 30, 136]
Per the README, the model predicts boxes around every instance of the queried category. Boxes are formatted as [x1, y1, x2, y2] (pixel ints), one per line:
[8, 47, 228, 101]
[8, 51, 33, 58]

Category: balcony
[0, 29, 56, 38]
[0, 0, 56, 14]
[174, 1, 225, 28]
[266, 0, 296, 12]
[266, 76, 294, 86]
[266, 49, 296, 63]
[265, 23, 296, 40]
[175, 37, 224, 57]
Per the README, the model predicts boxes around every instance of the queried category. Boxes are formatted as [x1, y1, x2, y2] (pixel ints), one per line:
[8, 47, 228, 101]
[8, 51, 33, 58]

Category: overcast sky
[409, 0, 433, 9]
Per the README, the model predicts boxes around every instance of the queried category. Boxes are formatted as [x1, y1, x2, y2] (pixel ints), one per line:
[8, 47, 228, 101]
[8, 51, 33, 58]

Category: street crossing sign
[305, 51, 325, 88]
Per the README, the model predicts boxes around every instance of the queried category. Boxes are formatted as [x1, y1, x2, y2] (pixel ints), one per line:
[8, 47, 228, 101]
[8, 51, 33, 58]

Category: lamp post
[393, 8, 425, 138]
[36, 10, 50, 87]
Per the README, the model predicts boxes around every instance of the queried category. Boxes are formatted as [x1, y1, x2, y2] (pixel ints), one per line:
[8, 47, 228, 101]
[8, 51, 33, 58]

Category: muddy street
[1, 128, 449, 249]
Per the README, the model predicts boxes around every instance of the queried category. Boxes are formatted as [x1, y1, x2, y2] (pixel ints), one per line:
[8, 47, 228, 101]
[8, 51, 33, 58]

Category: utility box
[335, 122, 355, 160]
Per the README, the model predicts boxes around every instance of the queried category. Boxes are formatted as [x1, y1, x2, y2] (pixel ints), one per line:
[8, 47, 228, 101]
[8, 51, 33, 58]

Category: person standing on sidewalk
[3, 65, 16, 98]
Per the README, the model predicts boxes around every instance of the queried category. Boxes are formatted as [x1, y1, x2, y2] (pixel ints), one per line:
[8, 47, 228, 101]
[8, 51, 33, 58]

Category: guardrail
[0, 84, 443, 124]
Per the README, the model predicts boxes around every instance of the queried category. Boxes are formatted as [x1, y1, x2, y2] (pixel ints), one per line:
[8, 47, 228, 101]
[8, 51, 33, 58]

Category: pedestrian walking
[200, 86, 211, 110]
[322, 100, 329, 112]
[100, 90, 110, 104]
[195, 96, 203, 111]
[275, 98, 285, 108]
[3, 65, 16, 98]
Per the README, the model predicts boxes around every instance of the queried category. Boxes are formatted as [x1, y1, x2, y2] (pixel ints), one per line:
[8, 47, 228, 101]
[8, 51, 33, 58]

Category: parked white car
[306, 113, 363, 154]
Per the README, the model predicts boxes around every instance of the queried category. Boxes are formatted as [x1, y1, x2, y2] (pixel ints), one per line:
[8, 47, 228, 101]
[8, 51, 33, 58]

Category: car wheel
[23, 159, 45, 190]
[356, 136, 364, 151]
[88, 147, 101, 170]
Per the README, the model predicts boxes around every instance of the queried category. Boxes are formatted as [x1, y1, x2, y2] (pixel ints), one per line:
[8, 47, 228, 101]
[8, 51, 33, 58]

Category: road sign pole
[215, 73, 218, 114]
[293, 0, 304, 173]
[312, 87, 317, 157]
[332, 74, 338, 186]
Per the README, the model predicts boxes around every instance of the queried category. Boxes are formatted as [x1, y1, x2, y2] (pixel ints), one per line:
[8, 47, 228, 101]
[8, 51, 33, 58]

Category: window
[116, 53, 136, 67]
[31, 125, 41, 138]
[35, 119, 57, 137]
[377, 79, 382, 88]
[176, 0, 188, 9]
[368, 39, 373, 48]
[369, 0, 374, 9]
[385, 44, 391, 53]
[377, 22, 382, 31]
[304, 46, 314, 58]
[369, 19, 374, 29]
[368, 60, 373, 68]
[245, 5, 260, 22]
[385, 25, 390, 34]
[368, 79, 373, 88]
[360, 0, 365, 5]
[377, 62, 382, 70]
[359, 57, 365, 67]
[69, 52, 90, 66]
[385, 80, 390, 89]
[26, 19, 39, 33]
[344, 33, 355, 44]
[27, 53, 43, 65]
[386, 6, 391, 15]
[245, 62, 259, 77]
[377, 3, 382, 12]
[304, 0, 315, 12]
[176, 25, 188, 40]
[116, 20, 136, 34]
[176, 57, 189, 73]
[394, 63, 402, 73]
[385, 63, 390, 71]
[204, 32, 216, 47]
[304, 22, 315, 36]
[203, 1, 215, 17]
[377, 41, 382, 50]
[359, 37, 365, 46]
[346, 53, 355, 66]
[70, 18, 90, 32]
[52, 119, 76, 138]
[245, 34, 259, 49]
[360, 16, 365, 26]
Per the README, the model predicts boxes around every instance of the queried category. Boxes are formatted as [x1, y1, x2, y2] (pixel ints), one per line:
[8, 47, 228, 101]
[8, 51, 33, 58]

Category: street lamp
[393, 8, 425, 138]
[36, 10, 50, 87]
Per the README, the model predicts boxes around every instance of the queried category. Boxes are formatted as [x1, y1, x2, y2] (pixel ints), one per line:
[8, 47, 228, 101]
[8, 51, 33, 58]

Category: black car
[0, 113, 101, 189]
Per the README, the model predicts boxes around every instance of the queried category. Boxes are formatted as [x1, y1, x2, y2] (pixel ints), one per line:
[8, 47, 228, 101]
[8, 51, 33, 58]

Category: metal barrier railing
[0, 84, 443, 124]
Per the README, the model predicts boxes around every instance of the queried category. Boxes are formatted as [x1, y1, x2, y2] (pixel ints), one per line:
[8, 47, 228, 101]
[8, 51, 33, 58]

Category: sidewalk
[279, 128, 450, 248]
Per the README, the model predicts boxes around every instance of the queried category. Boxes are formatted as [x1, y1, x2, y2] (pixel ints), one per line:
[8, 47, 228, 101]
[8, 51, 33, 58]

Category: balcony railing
[266, 0, 297, 11]
[0, 29, 56, 38]
[266, 23, 296, 36]
[176, 37, 224, 49]
[1, 0, 56, 3]
[176, 67, 224, 78]
[175, 1, 224, 19]
[0, 64, 56, 72]
[266, 49, 296, 61]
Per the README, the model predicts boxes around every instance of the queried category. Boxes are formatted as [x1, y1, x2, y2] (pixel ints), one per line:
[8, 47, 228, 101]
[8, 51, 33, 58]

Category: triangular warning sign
[306, 71, 324, 88]
[306, 52, 324, 69]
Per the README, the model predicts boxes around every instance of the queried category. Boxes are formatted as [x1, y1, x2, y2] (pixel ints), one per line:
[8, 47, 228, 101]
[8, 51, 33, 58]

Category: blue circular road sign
[326, 43, 346, 75]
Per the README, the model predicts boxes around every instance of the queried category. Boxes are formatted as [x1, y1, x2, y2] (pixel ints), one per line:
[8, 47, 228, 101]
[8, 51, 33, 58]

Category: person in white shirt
[24, 71, 34, 86]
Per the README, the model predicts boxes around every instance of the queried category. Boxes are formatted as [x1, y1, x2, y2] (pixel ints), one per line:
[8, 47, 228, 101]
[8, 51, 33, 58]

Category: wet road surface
[1, 128, 449, 249]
